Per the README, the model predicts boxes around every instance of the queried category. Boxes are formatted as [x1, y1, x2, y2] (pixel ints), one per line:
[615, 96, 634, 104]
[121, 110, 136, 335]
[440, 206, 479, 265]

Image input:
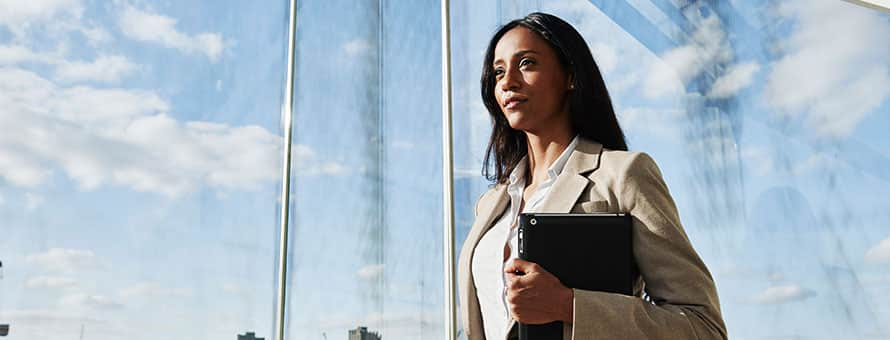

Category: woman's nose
[499, 69, 520, 92]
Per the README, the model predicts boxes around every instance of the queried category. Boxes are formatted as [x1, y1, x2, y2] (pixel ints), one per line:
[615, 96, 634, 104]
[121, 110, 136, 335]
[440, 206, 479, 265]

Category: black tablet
[516, 212, 637, 340]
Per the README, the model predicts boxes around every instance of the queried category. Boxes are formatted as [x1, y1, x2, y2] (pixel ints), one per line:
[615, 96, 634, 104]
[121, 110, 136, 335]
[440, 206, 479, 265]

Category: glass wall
[3, 1, 889, 339]
[451, 0, 890, 339]
[285, 0, 444, 339]
[0, 1, 287, 339]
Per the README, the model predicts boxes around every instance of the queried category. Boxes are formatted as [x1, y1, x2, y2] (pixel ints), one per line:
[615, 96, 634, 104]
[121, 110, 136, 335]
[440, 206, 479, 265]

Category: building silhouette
[348, 326, 381, 340]
[237, 331, 264, 340]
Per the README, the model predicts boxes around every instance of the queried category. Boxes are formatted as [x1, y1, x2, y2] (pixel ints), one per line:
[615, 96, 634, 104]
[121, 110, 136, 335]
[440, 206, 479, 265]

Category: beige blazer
[458, 138, 727, 340]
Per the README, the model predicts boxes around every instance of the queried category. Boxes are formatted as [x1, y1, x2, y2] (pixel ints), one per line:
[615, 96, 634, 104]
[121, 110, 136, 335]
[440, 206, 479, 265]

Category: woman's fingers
[504, 258, 543, 275]
[503, 261, 573, 323]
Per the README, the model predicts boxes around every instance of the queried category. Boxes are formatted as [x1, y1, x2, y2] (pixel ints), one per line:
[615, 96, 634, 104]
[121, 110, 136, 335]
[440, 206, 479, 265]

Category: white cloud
[764, 0, 890, 138]
[73, 23, 113, 45]
[708, 62, 761, 98]
[741, 147, 848, 178]
[54, 55, 137, 83]
[1, 46, 134, 83]
[356, 263, 385, 280]
[25, 276, 78, 289]
[56, 86, 169, 123]
[0, 0, 83, 31]
[590, 42, 618, 74]
[60, 292, 124, 310]
[616, 106, 685, 140]
[0, 148, 52, 187]
[865, 236, 890, 264]
[644, 14, 732, 98]
[636, 7, 761, 102]
[26, 248, 99, 273]
[642, 50, 689, 99]
[342, 38, 373, 57]
[118, 5, 227, 62]
[0, 67, 313, 196]
[291, 144, 348, 177]
[119, 282, 192, 299]
[0, 45, 52, 65]
[751, 284, 816, 304]
[0, 0, 108, 46]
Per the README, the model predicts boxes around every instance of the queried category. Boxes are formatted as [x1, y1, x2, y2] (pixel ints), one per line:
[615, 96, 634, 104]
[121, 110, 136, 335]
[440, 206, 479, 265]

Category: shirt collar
[507, 134, 580, 185]
[547, 134, 579, 180]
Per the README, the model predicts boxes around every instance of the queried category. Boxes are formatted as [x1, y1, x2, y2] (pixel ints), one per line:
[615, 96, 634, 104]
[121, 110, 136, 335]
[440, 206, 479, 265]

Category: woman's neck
[524, 129, 573, 186]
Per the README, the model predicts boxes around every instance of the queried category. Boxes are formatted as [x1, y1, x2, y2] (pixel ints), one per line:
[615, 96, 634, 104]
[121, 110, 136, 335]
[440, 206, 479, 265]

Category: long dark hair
[481, 12, 627, 184]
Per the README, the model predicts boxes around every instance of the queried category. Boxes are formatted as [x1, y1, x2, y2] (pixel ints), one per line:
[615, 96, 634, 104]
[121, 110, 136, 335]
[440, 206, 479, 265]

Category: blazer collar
[563, 137, 604, 175]
[535, 138, 604, 213]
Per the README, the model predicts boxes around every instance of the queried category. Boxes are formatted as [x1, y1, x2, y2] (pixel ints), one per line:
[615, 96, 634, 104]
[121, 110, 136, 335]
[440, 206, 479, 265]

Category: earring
[569, 83, 575, 90]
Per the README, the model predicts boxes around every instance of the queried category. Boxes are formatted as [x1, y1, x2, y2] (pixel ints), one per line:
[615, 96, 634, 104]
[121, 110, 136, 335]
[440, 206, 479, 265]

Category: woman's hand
[504, 258, 574, 324]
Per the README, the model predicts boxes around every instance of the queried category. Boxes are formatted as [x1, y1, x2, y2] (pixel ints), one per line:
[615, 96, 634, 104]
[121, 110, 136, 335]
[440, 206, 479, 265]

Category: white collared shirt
[471, 135, 579, 340]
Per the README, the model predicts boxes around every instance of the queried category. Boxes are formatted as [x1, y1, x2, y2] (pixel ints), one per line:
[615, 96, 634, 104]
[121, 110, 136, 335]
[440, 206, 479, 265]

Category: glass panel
[0, 2, 288, 340]
[449, 3, 543, 339]
[450, 0, 890, 339]
[286, 1, 444, 339]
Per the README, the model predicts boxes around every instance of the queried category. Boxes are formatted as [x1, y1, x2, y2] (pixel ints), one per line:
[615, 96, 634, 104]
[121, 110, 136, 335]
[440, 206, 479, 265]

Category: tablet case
[516, 213, 637, 340]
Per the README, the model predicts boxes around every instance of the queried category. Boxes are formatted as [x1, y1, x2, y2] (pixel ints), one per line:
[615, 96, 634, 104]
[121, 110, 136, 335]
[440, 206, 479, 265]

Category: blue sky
[2, 0, 890, 340]
[1, 1, 287, 339]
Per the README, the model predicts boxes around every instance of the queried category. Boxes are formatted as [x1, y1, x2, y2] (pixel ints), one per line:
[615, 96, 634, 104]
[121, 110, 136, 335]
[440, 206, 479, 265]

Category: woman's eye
[520, 58, 535, 67]
[494, 68, 504, 77]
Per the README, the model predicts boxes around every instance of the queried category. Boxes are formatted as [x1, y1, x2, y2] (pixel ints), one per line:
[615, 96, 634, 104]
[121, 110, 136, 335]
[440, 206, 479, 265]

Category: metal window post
[441, 0, 457, 339]
[274, 0, 299, 339]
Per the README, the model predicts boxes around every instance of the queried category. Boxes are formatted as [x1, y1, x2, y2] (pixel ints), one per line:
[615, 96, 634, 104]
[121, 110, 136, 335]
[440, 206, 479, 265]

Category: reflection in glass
[450, 0, 890, 339]
[286, 1, 444, 339]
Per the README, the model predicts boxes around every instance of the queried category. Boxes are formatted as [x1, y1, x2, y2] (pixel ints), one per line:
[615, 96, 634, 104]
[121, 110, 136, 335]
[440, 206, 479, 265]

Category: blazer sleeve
[568, 152, 727, 340]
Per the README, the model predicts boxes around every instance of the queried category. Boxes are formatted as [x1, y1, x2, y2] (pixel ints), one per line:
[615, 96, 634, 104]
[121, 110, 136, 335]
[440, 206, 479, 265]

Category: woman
[457, 13, 727, 340]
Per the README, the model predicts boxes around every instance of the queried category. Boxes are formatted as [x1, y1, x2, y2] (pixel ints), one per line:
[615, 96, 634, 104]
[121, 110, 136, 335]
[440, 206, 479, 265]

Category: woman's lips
[504, 98, 527, 110]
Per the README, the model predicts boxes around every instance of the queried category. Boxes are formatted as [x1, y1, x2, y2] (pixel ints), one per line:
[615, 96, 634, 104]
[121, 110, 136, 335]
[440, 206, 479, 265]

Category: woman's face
[492, 26, 572, 134]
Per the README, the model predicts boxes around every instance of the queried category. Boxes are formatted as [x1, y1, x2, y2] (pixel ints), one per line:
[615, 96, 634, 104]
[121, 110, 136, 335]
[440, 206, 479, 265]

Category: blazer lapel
[458, 184, 509, 339]
[535, 138, 604, 213]
[535, 173, 589, 213]
[466, 184, 509, 246]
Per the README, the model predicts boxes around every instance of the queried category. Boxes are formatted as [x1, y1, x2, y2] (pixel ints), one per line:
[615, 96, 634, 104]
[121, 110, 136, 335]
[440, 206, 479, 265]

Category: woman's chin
[507, 121, 529, 132]
[505, 114, 529, 131]
[506, 117, 541, 134]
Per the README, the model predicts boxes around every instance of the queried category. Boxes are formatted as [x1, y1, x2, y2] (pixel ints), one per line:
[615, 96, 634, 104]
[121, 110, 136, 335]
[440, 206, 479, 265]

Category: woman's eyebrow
[493, 49, 539, 65]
